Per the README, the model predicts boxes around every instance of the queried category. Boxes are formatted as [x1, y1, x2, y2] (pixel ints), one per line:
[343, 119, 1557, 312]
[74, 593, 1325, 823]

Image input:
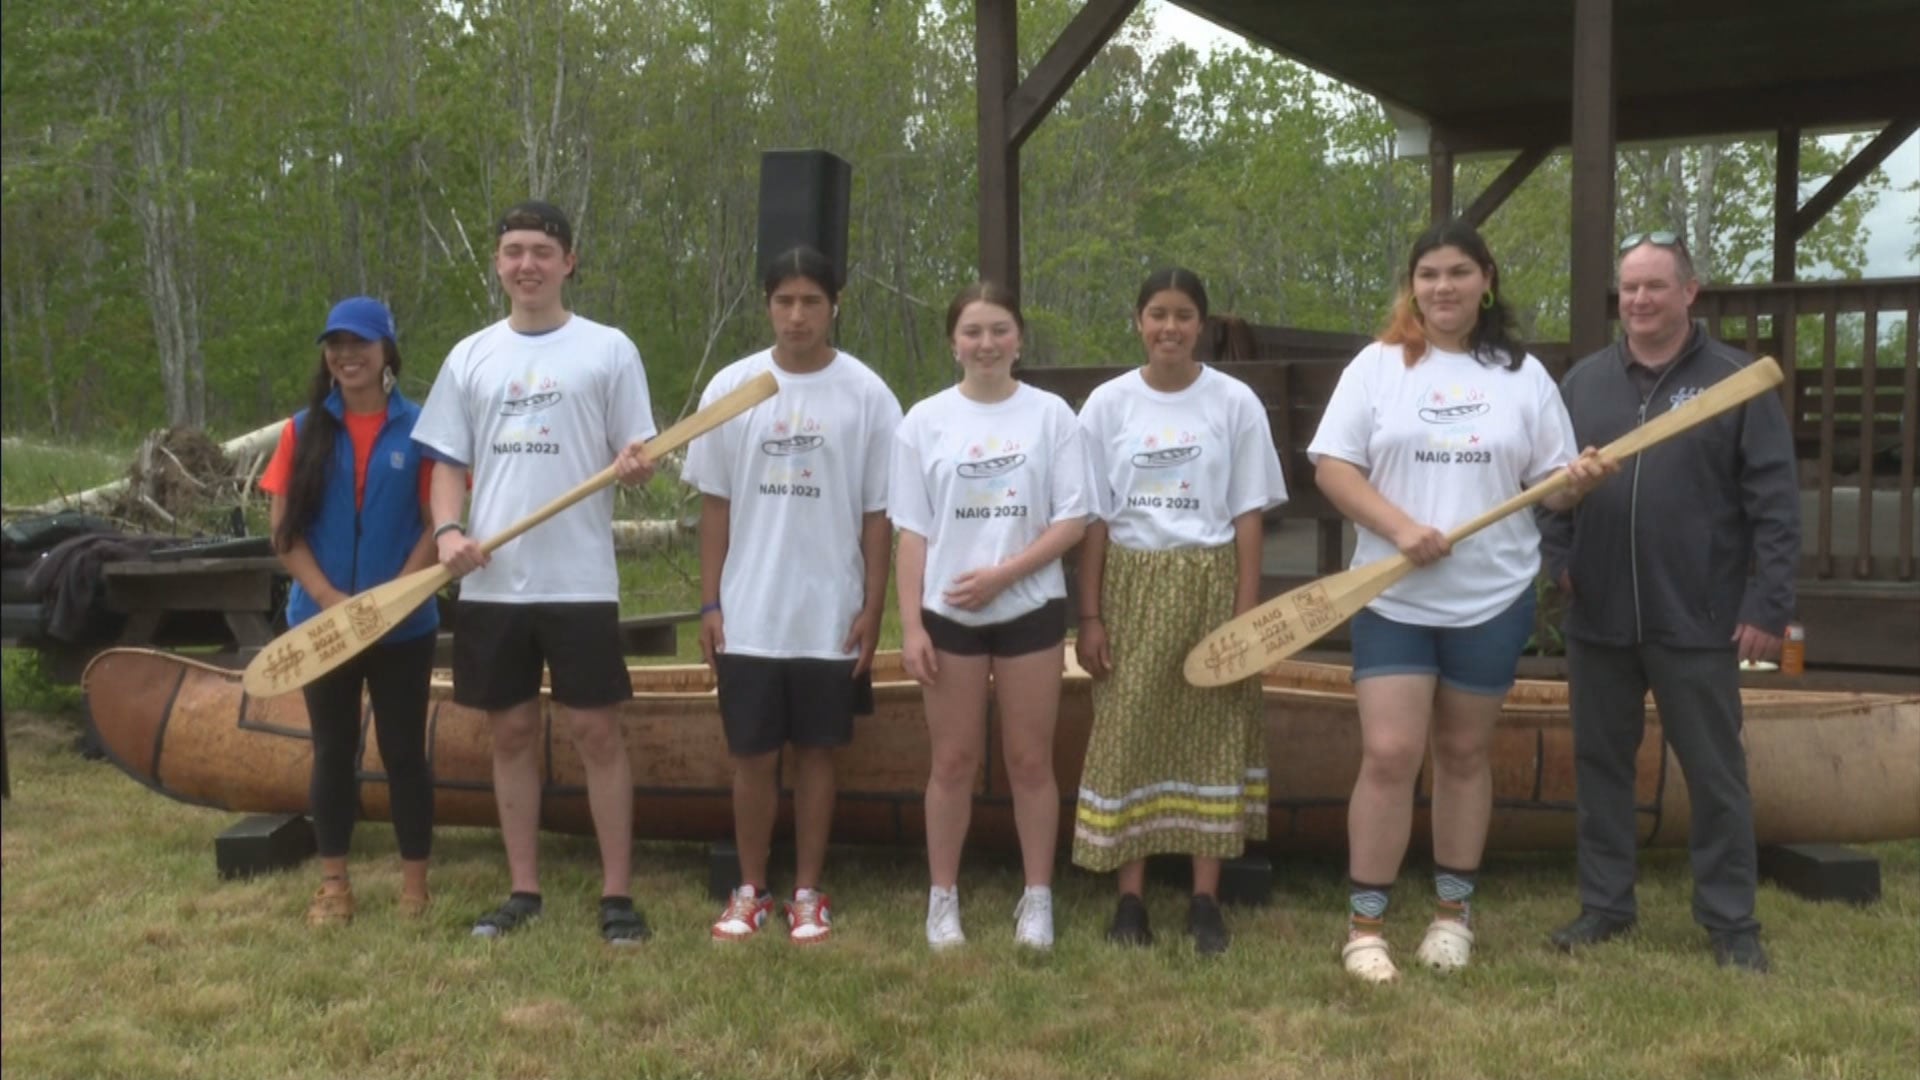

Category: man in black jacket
[1538, 233, 1799, 973]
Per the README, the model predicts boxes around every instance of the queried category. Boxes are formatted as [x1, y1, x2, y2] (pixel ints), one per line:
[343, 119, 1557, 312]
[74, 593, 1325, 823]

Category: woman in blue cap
[259, 296, 441, 926]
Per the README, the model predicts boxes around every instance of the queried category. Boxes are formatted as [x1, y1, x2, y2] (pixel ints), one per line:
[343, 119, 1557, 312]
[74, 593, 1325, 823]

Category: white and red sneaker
[711, 885, 774, 942]
[785, 888, 833, 945]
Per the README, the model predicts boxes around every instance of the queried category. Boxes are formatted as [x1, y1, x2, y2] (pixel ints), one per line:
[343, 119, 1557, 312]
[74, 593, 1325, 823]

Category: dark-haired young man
[414, 200, 659, 944]
[683, 247, 902, 944]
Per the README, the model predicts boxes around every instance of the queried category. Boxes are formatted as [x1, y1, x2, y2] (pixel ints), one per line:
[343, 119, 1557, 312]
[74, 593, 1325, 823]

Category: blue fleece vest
[284, 388, 439, 643]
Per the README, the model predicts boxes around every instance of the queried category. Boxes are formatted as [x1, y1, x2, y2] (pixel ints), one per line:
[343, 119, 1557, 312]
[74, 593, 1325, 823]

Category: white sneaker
[926, 886, 965, 950]
[1013, 886, 1054, 950]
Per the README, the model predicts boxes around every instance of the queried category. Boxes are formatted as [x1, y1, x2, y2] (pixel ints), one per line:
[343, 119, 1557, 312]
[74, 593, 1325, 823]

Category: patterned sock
[1348, 879, 1393, 938]
[1434, 864, 1477, 926]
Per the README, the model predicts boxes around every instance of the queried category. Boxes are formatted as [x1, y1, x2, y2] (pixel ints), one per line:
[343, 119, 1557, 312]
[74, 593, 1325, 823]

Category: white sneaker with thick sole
[1415, 918, 1474, 972]
[1013, 886, 1054, 950]
[926, 886, 965, 950]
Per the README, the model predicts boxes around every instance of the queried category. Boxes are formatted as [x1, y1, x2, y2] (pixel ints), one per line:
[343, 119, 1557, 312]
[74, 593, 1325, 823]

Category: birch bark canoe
[80, 648, 1920, 855]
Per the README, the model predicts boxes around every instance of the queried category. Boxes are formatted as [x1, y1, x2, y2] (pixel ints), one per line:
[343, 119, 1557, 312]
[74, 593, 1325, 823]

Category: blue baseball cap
[317, 296, 397, 344]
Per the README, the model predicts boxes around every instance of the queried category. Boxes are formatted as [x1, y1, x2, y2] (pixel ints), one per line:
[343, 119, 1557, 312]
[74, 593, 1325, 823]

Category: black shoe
[599, 896, 652, 946]
[1548, 910, 1636, 951]
[1187, 894, 1230, 956]
[1710, 931, 1770, 973]
[471, 892, 543, 939]
[1107, 893, 1153, 947]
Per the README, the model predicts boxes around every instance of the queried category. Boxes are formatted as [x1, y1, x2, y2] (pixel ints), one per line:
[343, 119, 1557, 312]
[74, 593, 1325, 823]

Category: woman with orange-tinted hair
[1307, 221, 1613, 982]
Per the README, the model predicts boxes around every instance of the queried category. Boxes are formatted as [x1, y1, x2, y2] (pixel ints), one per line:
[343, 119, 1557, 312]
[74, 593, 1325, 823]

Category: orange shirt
[260, 411, 432, 509]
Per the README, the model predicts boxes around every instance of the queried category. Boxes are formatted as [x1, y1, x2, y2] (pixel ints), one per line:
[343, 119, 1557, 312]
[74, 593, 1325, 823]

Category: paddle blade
[1184, 557, 1409, 687]
[241, 565, 450, 698]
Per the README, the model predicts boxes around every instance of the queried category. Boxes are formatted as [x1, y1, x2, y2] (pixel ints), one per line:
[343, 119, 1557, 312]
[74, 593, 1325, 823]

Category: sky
[1146, 1, 1918, 278]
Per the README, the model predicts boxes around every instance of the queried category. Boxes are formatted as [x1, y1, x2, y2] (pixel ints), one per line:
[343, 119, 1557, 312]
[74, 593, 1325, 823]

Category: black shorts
[713, 654, 875, 757]
[451, 601, 632, 711]
[921, 599, 1066, 658]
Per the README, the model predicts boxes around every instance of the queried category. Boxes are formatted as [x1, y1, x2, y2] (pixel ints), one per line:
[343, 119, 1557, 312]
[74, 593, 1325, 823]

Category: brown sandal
[306, 877, 355, 927]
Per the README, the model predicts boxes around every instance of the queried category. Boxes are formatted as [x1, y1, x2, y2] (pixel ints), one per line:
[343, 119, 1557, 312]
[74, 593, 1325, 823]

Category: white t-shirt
[681, 349, 903, 659]
[1079, 366, 1288, 551]
[411, 315, 655, 603]
[1307, 341, 1576, 626]
[889, 382, 1095, 626]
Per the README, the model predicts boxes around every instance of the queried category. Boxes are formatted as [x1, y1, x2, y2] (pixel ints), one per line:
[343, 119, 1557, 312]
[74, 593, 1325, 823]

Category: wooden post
[1791, 118, 1920, 241]
[1429, 139, 1454, 224]
[1569, 0, 1616, 358]
[1462, 146, 1550, 228]
[975, 0, 1020, 296]
[1774, 127, 1800, 283]
[1007, 0, 1138, 149]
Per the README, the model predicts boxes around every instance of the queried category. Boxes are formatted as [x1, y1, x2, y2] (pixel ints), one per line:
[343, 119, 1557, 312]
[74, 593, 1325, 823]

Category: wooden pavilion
[981, 0, 1920, 673]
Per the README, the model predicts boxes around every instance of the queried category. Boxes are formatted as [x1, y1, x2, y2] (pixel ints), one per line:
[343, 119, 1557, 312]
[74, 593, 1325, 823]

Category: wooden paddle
[242, 370, 778, 698]
[1183, 356, 1784, 688]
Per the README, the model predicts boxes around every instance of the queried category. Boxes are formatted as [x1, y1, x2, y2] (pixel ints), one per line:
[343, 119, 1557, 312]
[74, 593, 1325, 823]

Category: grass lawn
[0, 436, 132, 510]
[2, 712, 1915, 1080]
[5, 442, 1916, 1078]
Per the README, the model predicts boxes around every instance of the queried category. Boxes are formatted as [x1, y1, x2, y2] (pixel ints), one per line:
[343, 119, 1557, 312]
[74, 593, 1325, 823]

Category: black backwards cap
[495, 200, 573, 250]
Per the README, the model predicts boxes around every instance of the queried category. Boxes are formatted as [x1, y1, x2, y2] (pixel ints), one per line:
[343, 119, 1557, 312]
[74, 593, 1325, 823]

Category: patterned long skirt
[1071, 543, 1267, 872]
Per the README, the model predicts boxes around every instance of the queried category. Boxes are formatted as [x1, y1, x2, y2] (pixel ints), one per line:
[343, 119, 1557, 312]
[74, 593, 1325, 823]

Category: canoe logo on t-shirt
[1132, 445, 1200, 468]
[956, 452, 1025, 479]
[1416, 383, 1490, 425]
[760, 434, 824, 456]
[499, 376, 562, 417]
[1669, 386, 1703, 410]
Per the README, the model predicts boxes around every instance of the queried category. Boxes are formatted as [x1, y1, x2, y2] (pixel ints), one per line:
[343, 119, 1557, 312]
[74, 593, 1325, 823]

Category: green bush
[1, 649, 83, 716]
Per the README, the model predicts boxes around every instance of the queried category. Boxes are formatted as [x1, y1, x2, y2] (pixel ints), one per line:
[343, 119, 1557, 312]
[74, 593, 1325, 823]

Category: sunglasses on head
[1620, 230, 1688, 254]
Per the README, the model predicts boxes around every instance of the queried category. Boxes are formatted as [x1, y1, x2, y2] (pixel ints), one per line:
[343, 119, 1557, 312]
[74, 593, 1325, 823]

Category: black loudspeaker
[757, 149, 852, 286]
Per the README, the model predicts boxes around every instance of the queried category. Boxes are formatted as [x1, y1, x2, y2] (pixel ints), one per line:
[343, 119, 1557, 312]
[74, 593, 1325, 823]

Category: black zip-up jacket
[1538, 325, 1799, 649]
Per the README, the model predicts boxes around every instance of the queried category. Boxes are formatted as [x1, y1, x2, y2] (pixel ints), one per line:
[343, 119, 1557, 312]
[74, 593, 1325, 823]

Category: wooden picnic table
[97, 555, 687, 659]
[100, 555, 285, 651]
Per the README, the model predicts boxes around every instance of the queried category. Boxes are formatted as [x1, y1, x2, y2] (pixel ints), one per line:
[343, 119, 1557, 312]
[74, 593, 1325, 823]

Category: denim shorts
[1349, 587, 1537, 697]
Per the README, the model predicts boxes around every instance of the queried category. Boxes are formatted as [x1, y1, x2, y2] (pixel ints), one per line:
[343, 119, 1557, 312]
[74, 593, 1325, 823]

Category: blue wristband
[699, 601, 722, 616]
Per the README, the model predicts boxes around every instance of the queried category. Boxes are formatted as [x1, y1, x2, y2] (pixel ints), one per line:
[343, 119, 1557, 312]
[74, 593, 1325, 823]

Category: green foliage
[0, 1, 1898, 440]
[1, 648, 83, 714]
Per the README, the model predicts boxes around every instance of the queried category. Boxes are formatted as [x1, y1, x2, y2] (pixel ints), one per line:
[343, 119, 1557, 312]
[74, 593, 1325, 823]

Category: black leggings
[299, 632, 437, 860]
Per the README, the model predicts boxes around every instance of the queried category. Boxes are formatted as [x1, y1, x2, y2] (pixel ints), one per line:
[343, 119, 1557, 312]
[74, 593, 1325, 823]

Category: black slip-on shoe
[1548, 910, 1636, 951]
[1106, 893, 1153, 947]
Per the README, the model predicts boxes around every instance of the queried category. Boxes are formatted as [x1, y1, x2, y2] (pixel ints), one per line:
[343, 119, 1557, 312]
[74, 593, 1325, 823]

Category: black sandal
[600, 897, 652, 945]
[471, 893, 542, 939]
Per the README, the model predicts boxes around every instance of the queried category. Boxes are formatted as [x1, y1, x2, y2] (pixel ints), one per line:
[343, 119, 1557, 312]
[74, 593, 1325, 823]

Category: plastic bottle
[1780, 621, 1806, 677]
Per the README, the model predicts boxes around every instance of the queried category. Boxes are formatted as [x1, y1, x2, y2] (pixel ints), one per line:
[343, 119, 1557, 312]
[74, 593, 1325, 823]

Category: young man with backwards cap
[412, 200, 659, 944]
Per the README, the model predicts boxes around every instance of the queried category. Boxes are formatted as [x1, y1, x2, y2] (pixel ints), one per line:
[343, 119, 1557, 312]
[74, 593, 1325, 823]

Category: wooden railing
[1665, 278, 1918, 583]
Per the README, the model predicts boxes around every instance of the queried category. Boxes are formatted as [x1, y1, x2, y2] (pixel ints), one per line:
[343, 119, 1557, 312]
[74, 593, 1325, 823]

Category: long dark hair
[1380, 220, 1525, 371]
[273, 339, 402, 554]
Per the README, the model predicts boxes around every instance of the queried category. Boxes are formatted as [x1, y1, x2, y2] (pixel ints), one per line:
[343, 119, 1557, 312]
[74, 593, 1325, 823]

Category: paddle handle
[1440, 356, 1782, 550]
[475, 370, 777, 556]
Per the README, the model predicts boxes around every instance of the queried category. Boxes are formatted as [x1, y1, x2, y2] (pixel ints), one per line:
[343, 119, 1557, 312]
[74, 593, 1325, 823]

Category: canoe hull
[81, 648, 1920, 854]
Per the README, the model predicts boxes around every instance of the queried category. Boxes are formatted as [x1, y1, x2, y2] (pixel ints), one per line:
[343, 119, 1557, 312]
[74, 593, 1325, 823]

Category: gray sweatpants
[1566, 637, 1760, 934]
